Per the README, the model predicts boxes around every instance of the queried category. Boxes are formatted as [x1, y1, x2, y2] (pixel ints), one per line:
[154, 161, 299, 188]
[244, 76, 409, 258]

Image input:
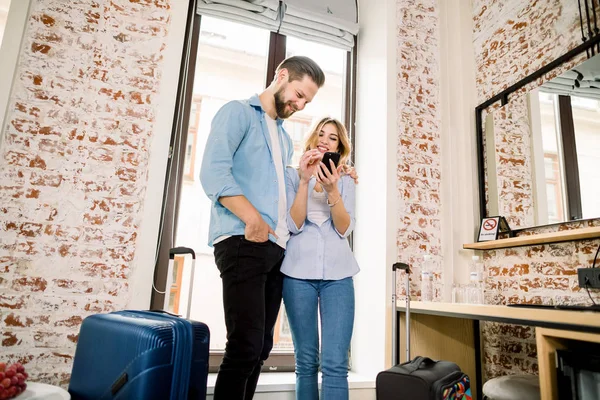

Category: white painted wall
[352, 0, 398, 376]
[127, 0, 190, 309]
[438, 0, 480, 289]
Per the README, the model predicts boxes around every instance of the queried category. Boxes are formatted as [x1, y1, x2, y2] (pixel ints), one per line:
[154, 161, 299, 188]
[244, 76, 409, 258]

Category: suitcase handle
[169, 247, 196, 259]
[392, 262, 410, 272]
[391, 262, 411, 365]
[166, 247, 196, 319]
[404, 356, 437, 374]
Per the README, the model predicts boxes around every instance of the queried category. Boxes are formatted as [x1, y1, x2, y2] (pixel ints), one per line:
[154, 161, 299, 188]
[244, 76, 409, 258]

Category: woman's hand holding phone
[316, 160, 343, 194]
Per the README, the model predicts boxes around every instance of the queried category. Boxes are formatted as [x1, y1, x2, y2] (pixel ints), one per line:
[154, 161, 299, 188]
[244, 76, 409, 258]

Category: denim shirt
[200, 95, 293, 246]
[281, 167, 360, 280]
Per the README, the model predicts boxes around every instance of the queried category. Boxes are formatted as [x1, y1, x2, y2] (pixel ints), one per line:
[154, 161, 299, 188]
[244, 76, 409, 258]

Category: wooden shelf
[397, 301, 600, 331]
[463, 226, 600, 250]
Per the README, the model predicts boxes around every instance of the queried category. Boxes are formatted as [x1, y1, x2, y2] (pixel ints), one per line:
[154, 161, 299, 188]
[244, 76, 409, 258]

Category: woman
[282, 117, 359, 400]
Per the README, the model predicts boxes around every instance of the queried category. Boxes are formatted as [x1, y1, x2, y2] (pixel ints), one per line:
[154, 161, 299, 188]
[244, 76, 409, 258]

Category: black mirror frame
[475, 34, 600, 227]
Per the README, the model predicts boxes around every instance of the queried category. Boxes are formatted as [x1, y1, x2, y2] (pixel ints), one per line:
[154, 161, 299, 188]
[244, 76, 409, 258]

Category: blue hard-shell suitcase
[69, 248, 209, 400]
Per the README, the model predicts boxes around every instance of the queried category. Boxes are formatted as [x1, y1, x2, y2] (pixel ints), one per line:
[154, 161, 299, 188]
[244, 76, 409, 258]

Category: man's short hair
[276, 56, 325, 88]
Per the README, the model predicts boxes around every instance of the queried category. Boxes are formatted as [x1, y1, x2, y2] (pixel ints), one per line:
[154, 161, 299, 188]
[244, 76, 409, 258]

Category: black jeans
[212, 236, 285, 400]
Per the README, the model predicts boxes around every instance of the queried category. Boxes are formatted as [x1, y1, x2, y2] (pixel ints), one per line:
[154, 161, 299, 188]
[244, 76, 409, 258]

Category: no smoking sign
[483, 219, 497, 231]
[478, 217, 500, 241]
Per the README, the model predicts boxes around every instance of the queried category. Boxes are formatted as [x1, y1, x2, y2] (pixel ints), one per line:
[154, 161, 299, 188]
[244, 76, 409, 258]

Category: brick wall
[472, 0, 600, 380]
[396, 0, 443, 300]
[473, 0, 586, 104]
[482, 220, 600, 379]
[0, 0, 172, 385]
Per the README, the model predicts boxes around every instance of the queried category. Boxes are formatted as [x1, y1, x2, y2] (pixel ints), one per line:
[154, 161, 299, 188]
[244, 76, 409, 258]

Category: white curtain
[196, 0, 359, 51]
[540, 65, 600, 100]
[196, 0, 282, 31]
[279, 0, 358, 51]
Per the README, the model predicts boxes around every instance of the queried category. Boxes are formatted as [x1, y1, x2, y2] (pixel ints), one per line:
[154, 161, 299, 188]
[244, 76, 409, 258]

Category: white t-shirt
[265, 114, 289, 249]
[307, 181, 330, 226]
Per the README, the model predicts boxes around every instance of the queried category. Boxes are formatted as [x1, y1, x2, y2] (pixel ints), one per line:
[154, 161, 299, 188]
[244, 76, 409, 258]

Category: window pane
[174, 24, 350, 360]
[538, 92, 561, 154]
[570, 95, 600, 219]
[273, 37, 348, 355]
[284, 36, 347, 166]
[543, 157, 554, 180]
[174, 16, 270, 352]
[168, 292, 177, 313]
[543, 155, 563, 223]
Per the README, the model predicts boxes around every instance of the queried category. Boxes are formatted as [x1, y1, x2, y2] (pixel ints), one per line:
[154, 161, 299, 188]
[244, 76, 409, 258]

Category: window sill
[206, 372, 376, 394]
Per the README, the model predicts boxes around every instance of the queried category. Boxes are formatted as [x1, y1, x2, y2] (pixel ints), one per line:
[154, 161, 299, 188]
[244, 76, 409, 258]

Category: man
[200, 56, 325, 399]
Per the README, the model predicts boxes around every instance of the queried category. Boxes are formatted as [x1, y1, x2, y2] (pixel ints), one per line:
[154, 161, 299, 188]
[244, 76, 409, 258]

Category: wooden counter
[396, 301, 600, 400]
[396, 301, 600, 332]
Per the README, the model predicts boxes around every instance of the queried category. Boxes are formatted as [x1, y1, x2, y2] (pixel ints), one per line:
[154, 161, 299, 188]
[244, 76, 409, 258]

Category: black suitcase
[375, 262, 472, 399]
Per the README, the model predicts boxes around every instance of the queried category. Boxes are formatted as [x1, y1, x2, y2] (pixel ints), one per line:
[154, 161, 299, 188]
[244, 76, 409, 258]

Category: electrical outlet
[577, 268, 600, 289]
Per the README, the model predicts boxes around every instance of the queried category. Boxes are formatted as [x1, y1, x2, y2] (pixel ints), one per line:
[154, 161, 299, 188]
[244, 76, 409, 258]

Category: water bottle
[468, 255, 484, 304]
[421, 255, 434, 302]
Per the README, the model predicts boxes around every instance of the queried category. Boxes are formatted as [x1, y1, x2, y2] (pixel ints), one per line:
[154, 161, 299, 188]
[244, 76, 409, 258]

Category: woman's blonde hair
[303, 117, 352, 166]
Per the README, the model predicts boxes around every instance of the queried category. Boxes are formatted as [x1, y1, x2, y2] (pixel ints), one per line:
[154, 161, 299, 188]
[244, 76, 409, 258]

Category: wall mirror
[480, 53, 600, 230]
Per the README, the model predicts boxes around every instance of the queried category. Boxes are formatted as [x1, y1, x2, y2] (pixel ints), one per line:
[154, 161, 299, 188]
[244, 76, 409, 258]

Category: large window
[161, 15, 354, 371]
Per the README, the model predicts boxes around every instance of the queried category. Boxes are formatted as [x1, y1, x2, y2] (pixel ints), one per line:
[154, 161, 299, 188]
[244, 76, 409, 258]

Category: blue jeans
[282, 276, 355, 400]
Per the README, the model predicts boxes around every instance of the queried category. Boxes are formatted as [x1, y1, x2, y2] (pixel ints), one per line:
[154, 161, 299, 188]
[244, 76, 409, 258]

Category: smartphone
[321, 152, 341, 174]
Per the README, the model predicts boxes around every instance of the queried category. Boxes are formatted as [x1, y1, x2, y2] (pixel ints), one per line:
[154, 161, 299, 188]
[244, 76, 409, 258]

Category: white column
[438, 0, 480, 291]
[128, 0, 191, 309]
[353, 0, 398, 375]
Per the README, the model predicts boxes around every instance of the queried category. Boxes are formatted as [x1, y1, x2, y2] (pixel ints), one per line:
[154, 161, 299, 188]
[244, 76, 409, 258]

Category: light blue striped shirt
[281, 167, 360, 280]
[199, 95, 293, 247]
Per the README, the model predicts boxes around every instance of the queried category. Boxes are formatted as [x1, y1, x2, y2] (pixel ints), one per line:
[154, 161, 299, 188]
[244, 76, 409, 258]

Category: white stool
[482, 374, 540, 400]
[16, 382, 70, 400]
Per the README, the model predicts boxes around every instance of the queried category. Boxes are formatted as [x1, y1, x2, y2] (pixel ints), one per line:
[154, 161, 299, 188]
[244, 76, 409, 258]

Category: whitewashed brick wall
[472, 0, 600, 380]
[0, 0, 172, 386]
[395, 0, 443, 301]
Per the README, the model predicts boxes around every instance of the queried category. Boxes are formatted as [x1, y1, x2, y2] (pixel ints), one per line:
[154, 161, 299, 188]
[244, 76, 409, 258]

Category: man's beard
[274, 87, 296, 119]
